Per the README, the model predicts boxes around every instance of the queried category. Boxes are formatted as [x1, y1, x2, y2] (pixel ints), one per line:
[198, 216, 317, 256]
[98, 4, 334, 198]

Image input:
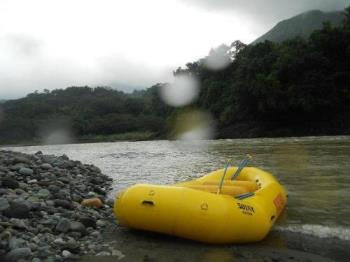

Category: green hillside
[252, 10, 344, 44]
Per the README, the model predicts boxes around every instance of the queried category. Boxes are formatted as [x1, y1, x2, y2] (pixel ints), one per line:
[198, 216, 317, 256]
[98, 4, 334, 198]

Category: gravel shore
[0, 150, 121, 261]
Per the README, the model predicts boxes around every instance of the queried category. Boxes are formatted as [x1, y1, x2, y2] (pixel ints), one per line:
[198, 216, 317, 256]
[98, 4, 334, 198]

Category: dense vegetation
[178, 7, 350, 138]
[0, 7, 349, 144]
[0, 86, 170, 144]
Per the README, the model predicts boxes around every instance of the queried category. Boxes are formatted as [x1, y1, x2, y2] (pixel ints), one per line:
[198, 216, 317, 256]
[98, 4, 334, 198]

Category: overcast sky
[0, 0, 349, 99]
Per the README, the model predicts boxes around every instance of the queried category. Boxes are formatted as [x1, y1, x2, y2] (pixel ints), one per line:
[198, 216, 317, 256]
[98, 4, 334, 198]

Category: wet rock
[106, 198, 114, 207]
[54, 190, 71, 200]
[15, 188, 27, 196]
[48, 185, 60, 193]
[9, 237, 27, 250]
[10, 163, 26, 171]
[0, 188, 9, 195]
[54, 199, 73, 209]
[2, 178, 19, 189]
[3, 201, 31, 218]
[9, 218, 27, 229]
[89, 177, 104, 185]
[18, 182, 29, 190]
[53, 238, 65, 246]
[19, 167, 34, 176]
[93, 186, 106, 196]
[55, 218, 71, 233]
[27, 196, 40, 204]
[5, 247, 32, 262]
[58, 177, 70, 184]
[72, 194, 83, 203]
[40, 163, 52, 170]
[70, 221, 86, 235]
[37, 189, 50, 199]
[36, 245, 52, 258]
[66, 238, 80, 253]
[62, 250, 72, 258]
[90, 231, 101, 238]
[76, 185, 87, 192]
[96, 220, 106, 227]
[81, 198, 103, 208]
[96, 251, 111, 256]
[0, 197, 10, 211]
[79, 217, 96, 229]
[111, 249, 125, 259]
[13, 156, 31, 164]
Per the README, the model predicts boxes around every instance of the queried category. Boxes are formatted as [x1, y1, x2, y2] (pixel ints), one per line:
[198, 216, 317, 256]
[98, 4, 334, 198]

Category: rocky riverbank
[0, 150, 122, 261]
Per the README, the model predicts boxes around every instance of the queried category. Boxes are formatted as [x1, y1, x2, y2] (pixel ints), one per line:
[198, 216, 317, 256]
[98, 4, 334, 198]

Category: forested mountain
[0, 7, 350, 144]
[252, 10, 344, 44]
[174, 7, 350, 138]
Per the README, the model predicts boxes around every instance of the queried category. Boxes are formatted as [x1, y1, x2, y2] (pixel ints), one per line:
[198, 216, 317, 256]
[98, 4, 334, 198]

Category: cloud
[180, 0, 350, 24]
[2, 0, 348, 99]
[0, 35, 173, 99]
[1, 34, 43, 57]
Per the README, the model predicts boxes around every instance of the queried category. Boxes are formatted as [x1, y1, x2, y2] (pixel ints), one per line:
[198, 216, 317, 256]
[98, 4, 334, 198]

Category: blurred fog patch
[43, 129, 73, 145]
[159, 74, 199, 107]
[39, 120, 74, 145]
[272, 144, 309, 173]
[204, 44, 232, 71]
[170, 109, 215, 141]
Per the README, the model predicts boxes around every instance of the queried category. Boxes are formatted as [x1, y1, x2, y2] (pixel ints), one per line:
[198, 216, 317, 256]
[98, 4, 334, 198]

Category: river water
[5, 136, 350, 259]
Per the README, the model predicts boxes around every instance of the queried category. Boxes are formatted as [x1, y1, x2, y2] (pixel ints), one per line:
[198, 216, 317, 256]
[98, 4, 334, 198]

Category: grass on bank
[78, 131, 157, 143]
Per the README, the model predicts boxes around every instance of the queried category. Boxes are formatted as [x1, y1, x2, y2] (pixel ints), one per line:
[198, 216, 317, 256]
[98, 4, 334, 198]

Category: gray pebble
[53, 238, 65, 245]
[56, 218, 71, 233]
[54, 199, 73, 209]
[96, 251, 111, 256]
[41, 163, 52, 170]
[62, 250, 71, 258]
[0, 197, 10, 211]
[9, 237, 27, 250]
[70, 221, 87, 235]
[19, 167, 34, 176]
[3, 201, 31, 218]
[5, 247, 32, 262]
[2, 178, 19, 189]
[37, 189, 50, 199]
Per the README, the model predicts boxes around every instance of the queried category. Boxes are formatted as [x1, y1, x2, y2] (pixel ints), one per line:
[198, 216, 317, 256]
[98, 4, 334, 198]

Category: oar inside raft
[217, 155, 252, 194]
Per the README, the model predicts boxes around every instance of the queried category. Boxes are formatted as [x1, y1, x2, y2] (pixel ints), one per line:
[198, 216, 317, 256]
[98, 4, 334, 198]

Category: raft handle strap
[142, 200, 154, 206]
[235, 192, 255, 200]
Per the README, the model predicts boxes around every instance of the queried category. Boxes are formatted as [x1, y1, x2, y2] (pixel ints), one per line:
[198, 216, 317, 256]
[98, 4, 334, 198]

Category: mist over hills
[1, 7, 350, 144]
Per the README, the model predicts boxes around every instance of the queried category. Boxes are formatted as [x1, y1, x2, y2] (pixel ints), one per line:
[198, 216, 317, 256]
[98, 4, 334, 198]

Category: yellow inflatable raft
[114, 167, 287, 243]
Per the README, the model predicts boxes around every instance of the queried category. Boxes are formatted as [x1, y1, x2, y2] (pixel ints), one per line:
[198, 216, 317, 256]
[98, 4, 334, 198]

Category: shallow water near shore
[5, 136, 350, 261]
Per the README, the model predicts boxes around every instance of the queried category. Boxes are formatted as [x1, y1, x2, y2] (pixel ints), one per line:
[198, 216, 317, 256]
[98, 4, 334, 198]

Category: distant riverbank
[2, 120, 350, 147]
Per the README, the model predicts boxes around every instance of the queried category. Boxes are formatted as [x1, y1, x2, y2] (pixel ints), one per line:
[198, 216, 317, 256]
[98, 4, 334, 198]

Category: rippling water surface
[6, 136, 350, 241]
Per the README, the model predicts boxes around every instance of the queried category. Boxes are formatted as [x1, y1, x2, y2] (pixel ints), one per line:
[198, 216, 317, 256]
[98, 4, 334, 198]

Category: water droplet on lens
[159, 75, 199, 107]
